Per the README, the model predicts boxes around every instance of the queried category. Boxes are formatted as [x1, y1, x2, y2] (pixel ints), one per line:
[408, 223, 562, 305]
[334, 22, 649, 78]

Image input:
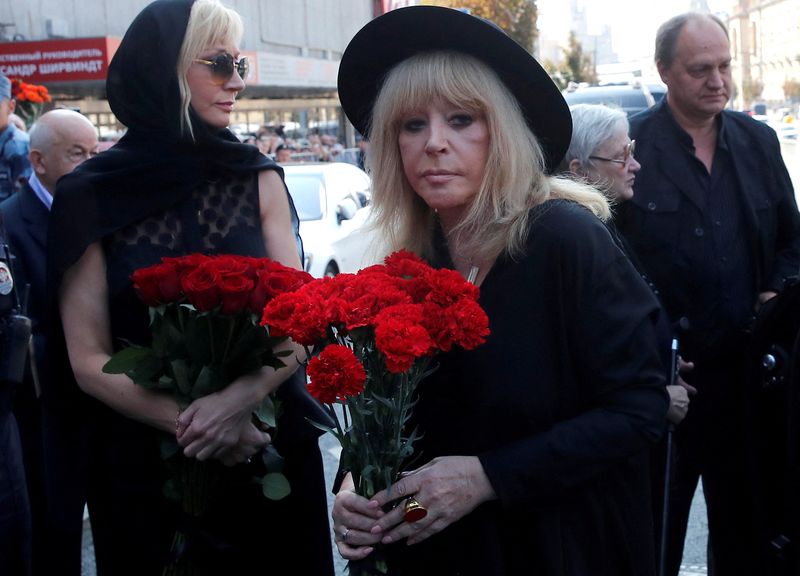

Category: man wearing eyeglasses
[0, 109, 97, 575]
[617, 12, 800, 576]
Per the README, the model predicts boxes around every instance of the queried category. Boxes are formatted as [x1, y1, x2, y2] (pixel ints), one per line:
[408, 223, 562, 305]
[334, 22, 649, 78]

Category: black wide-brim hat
[337, 5, 572, 173]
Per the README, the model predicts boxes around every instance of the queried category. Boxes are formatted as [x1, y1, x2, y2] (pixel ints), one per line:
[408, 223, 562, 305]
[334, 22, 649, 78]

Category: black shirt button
[694, 227, 704, 237]
[648, 202, 657, 211]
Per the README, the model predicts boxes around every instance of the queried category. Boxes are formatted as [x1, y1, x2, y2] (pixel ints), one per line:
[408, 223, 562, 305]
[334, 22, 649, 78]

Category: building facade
[0, 0, 374, 140]
[728, 0, 800, 110]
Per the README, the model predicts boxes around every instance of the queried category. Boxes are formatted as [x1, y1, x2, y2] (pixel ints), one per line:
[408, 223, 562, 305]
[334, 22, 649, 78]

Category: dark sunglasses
[193, 53, 249, 85]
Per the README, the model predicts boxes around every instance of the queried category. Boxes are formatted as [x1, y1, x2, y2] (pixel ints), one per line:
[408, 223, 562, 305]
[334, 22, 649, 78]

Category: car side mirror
[337, 198, 358, 223]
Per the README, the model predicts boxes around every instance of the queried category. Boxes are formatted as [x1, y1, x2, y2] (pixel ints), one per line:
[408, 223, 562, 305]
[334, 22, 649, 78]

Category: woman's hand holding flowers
[177, 367, 279, 460]
[332, 474, 386, 560]
[370, 456, 497, 546]
[216, 422, 271, 467]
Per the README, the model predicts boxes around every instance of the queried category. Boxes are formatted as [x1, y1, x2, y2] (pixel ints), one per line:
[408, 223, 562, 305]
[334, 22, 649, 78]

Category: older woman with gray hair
[564, 102, 695, 572]
[563, 103, 641, 203]
[565, 103, 694, 424]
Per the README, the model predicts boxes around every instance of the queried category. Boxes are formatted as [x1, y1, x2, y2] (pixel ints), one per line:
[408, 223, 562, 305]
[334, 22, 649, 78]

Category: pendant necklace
[467, 264, 480, 284]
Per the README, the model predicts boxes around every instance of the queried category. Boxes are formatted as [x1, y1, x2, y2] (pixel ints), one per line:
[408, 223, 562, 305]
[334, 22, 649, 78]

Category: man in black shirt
[618, 12, 800, 576]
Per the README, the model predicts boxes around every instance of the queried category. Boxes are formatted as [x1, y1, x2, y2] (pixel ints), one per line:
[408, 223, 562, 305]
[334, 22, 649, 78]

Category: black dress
[44, 2, 335, 574]
[387, 200, 669, 576]
[87, 172, 334, 576]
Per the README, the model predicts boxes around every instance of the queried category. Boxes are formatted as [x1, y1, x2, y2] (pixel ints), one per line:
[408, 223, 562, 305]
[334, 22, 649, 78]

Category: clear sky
[538, 0, 732, 61]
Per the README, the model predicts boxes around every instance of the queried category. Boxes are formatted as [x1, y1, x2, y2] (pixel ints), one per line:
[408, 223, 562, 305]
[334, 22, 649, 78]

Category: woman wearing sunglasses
[45, 1, 334, 574]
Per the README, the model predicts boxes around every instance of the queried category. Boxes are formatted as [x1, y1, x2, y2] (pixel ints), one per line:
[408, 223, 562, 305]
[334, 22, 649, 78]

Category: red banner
[0, 37, 121, 83]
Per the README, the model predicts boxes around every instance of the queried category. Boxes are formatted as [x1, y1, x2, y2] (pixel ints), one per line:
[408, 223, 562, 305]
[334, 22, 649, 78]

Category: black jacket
[0, 183, 48, 376]
[389, 200, 668, 576]
[618, 101, 800, 351]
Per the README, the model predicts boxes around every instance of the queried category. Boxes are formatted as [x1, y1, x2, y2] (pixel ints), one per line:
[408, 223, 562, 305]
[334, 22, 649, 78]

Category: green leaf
[160, 437, 180, 460]
[261, 472, 291, 500]
[260, 444, 285, 472]
[308, 419, 339, 438]
[170, 359, 192, 396]
[102, 346, 153, 374]
[156, 374, 175, 390]
[192, 365, 224, 398]
[254, 396, 278, 429]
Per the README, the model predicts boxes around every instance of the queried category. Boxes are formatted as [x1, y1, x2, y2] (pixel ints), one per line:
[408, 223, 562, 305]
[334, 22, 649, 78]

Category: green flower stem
[220, 316, 235, 364]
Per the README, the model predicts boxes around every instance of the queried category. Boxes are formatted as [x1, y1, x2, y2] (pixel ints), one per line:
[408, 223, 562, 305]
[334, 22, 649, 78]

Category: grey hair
[655, 12, 728, 68]
[565, 104, 629, 168]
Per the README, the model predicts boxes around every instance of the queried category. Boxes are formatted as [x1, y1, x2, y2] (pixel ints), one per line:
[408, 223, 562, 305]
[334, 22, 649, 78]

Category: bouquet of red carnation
[261, 250, 489, 575]
[10, 78, 52, 128]
[103, 253, 313, 575]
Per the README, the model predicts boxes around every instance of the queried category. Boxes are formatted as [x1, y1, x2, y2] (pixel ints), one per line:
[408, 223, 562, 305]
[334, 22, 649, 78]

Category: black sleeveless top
[87, 173, 334, 575]
[104, 172, 265, 347]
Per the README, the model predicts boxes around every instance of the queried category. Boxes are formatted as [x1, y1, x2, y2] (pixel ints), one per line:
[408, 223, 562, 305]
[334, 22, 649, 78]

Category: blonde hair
[368, 51, 609, 263]
[176, 0, 244, 139]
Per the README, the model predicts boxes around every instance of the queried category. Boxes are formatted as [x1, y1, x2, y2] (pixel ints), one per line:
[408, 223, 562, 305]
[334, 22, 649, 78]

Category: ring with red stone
[404, 497, 428, 522]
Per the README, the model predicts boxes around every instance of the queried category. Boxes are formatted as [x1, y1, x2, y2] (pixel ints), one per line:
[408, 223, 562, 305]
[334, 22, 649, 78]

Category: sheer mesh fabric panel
[111, 172, 260, 252]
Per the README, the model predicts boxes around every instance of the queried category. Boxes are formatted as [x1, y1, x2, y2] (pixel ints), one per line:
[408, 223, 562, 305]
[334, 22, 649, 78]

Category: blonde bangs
[367, 50, 608, 264]
[177, 0, 244, 139]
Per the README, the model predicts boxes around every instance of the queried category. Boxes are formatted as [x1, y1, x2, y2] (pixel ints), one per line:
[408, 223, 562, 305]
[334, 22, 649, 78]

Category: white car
[283, 162, 382, 277]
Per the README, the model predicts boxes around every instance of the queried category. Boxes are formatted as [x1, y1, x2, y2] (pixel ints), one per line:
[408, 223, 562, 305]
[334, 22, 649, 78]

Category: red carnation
[424, 267, 480, 307]
[261, 292, 331, 345]
[374, 304, 434, 373]
[307, 344, 366, 403]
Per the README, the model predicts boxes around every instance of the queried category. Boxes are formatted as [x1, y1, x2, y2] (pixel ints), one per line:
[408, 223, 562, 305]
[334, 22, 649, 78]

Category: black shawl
[48, 0, 294, 283]
[41, 4, 300, 551]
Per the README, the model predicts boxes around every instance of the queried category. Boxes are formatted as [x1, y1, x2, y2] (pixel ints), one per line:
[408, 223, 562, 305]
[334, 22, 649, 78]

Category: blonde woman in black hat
[332, 6, 669, 576]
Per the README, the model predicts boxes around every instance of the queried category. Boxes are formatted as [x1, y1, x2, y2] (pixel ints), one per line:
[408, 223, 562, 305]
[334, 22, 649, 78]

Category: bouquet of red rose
[103, 253, 313, 576]
[261, 250, 489, 575]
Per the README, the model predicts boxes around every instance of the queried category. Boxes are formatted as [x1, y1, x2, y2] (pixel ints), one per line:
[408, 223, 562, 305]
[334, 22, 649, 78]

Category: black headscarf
[48, 0, 288, 282]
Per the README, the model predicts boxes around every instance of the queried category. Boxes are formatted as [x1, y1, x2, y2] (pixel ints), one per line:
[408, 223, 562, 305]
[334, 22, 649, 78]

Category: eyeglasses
[589, 140, 636, 167]
[193, 53, 249, 85]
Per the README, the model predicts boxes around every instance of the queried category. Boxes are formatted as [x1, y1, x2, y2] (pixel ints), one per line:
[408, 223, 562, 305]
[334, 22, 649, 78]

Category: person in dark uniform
[330, 7, 669, 576]
[0, 109, 98, 576]
[0, 244, 32, 575]
[617, 12, 800, 576]
[0, 74, 31, 201]
[46, 1, 334, 574]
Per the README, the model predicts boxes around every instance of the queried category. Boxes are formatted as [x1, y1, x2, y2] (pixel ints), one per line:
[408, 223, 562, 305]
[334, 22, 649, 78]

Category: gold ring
[404, 496, 428, 522]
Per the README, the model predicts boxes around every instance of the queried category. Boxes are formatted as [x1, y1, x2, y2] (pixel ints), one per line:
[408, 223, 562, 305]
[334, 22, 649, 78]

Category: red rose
[181, 266, 220, 311]
[162, 254, 211, 280]
[306, 344, 366, 403]
[207, 254, 253, 279]
[131, 262, 182, 306]
[218, 273, 255, 315]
